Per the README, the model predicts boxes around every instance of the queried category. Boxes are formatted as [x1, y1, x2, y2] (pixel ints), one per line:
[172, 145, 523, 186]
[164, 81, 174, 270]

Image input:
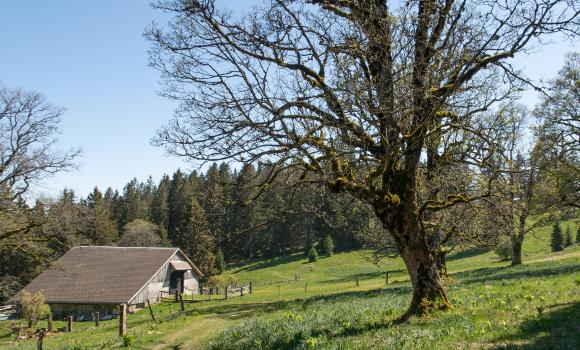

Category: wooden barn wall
[129, 252, 199, 306]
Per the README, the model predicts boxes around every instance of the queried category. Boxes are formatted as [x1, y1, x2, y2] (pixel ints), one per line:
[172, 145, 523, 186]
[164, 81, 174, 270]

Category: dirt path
[525, 251, 580, 264]
[150, 315, 230, 350]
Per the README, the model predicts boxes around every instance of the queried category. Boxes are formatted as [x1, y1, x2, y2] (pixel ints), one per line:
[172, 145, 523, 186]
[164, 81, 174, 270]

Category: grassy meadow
[1, 218, 579, 349]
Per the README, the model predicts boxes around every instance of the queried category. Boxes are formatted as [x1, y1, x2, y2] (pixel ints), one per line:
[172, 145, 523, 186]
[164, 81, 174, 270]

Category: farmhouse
[8, 246, 203, 320]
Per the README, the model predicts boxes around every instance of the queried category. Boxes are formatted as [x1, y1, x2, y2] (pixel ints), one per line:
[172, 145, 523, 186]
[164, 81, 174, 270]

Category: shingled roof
[9, 246, 202, 305]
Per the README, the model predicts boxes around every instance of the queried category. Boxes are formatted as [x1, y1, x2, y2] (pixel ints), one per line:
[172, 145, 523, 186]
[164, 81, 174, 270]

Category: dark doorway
[169, 271, 184, 293]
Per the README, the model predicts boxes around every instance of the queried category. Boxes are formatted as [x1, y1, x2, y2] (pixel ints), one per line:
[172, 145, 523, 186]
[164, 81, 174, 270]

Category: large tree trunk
[435, 249, 448, 280]
[511, 236, 523, 266]
[400, 243, 451, 317]
[511, 212, 527, 266]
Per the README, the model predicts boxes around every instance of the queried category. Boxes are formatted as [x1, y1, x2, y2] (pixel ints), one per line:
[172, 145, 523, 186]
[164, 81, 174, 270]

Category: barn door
[169, 271, 184, 293]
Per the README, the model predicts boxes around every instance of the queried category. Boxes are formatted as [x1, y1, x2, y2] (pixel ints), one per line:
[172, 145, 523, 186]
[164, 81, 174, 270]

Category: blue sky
[0, 1, 576, 200]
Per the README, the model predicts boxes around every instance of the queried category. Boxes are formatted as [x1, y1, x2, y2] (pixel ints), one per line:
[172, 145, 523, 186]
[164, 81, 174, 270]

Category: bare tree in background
[147, 0, 579, 316]
[0, 84, 80, 243]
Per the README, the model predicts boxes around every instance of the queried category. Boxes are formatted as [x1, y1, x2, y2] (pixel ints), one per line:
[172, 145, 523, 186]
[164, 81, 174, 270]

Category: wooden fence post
[240, 285, 244, 297]
[118, 304, 127, 336]
[66, 316, 73, 333]
[179, 293, 185, 311]
[225, 286, 228, 300]
[355, 274, 359, 286]
[278, 285, 280, 296]
[385, 272, 389, 285]
[249, 282, 253, 294]
[37, 329, 45, 350]
[304, 282, 307, 292]
[93, 312, 100, 327]
[47, 313, 52, 332]
[174, 290, 178, 303]
[147, 299, 156, 321]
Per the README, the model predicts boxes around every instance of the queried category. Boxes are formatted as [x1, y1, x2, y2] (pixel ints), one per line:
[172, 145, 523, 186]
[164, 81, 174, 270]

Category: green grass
[1, 217, 578, 349]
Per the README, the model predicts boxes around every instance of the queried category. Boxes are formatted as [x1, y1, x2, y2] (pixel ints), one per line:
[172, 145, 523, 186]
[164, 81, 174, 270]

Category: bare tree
[147, 0, 579, 316]
[0, 84, 80, 243]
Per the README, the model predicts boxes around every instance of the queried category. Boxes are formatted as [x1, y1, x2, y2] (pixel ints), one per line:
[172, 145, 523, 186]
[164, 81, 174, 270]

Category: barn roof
[8, 246, 203, 305]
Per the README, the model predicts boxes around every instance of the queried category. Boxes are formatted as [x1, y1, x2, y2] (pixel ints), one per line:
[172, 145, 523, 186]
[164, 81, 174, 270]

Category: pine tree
[323, 235, 335, 257]
[215, 247, 226, 273]
[564, 225, 572, 247]
[177, 198, 216, 278]
[304, 235, 313, 257]
[308, 247, 318, 262]
[550, 221, 564, 252]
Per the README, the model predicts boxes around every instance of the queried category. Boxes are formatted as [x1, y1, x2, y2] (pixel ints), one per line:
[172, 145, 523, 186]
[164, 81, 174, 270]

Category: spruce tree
[177, 198, 216, 278]
[215, 247, 226, 273]
[308, 247, 318, 263]
[564, 225, 572, 247]
[304, 236, 313, 257]
[323, 235, 335, 257]
[550, 221, 564, 252]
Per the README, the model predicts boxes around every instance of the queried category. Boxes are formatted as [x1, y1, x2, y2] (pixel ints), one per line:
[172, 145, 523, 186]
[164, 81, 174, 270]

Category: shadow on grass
[187, 285, 412, 320]
[232, 254, 304, 273]
[316, 269, 406, 284]
[446, 247, 490, 261]
[454, 262, 579, 285]
[491, 302, 580, 349]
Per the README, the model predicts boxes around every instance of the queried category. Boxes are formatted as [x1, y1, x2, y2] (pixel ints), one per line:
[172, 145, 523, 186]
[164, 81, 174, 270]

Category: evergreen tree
[215, 247, 226, 273]
[308, 247, 318, 263]
[550, 221, 564, 252]
[177, 198, 216, 278]
[84, 187, 118, 245]
[303, 235, 313, 257]
[564, 225, 572, 247]
[323, 235, 335, 257]
[167, 170, 193, 243]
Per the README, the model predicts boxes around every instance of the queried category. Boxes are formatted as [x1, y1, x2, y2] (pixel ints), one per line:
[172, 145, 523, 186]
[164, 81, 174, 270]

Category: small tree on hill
[323, 235, 335, 257]
[303, 236, 313, 257]
[551, 222, 564, 252]
[308, 247, 318, 263]
[19, 290, 50, 328]
[564, 225, 572, 247]
[215, 247, 226, 273]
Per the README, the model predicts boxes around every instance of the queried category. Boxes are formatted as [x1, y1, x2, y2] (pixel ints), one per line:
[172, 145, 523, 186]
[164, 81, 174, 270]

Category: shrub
[308, 247, 318, 263]
[121, 334, 134, 347]
[19, 290, 50, 328]
[494, 238, 512, 261]
[322, 235, 335, 257]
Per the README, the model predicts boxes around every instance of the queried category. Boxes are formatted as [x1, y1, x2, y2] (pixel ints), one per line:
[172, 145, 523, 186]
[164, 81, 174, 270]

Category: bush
[121, 334, 134, 347]
[308, 247, 318, 263]
[19, 290, 50, 328]
[494, 238, 512, 261]
[322, 235, 335, 257]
